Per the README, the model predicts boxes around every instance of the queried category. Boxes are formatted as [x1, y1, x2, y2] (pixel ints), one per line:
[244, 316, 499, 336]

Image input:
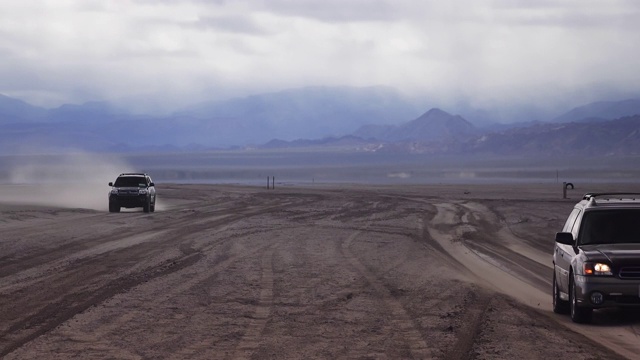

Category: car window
[579, 209, 640, 245]
[114, 176, 147, 187]
[563, 208, 581, 232]
[571, 213, 583, 240]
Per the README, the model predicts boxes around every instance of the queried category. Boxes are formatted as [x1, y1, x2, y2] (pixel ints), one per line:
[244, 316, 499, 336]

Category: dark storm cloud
[0, 0, 639, 113]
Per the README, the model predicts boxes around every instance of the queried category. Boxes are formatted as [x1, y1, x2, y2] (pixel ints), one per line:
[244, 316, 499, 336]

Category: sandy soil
[1, 183, 640, 359]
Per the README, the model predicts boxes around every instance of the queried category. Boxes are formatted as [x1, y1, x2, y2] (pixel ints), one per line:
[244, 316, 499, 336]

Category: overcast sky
[1, 0, 639, 112]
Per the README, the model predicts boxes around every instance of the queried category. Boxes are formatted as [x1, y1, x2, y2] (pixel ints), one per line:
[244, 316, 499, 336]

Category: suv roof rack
[119, 173, 147, 176]
[583, 193, 640, 200]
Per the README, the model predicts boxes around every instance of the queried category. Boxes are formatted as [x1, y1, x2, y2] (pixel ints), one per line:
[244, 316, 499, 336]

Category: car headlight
[138, 189, 148, 195]
[110, 189, 118, 195]
[584, 262, 613, 276]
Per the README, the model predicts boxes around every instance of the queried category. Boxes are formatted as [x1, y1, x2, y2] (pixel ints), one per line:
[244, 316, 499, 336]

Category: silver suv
[553, 193, 640, 323]
[108, 173, 156, 213]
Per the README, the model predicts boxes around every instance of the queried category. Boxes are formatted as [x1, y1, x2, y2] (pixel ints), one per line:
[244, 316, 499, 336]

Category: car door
[147, 176, 156, 202]
[555, 208, 581, 292]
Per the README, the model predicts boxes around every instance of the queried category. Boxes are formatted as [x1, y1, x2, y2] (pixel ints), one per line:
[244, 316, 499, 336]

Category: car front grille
[619, 266, 640, 279]
[118, 190, 139, 196]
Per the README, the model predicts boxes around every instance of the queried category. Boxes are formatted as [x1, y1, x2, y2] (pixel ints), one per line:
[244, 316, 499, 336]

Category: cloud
[0, 0, 638, 112]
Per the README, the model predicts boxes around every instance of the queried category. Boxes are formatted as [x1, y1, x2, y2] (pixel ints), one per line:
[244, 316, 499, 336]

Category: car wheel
[109, 203, 120, 213]
[143, 198, 150, 213]
[569, 273, 592, 323]
[552, 271, 569, 314]
[150, 199, 155, 213]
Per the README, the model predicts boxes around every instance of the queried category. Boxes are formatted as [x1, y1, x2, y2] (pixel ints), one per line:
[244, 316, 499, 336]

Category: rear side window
[563, 208, 581, 232]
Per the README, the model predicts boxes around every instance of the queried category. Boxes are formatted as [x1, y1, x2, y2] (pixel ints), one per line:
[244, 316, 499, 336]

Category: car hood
[581, 244, 640, 265]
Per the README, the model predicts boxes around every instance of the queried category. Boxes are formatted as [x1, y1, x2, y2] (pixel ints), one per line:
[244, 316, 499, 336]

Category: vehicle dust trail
[428, 202, 640, 360]
[341, 202, 433, 359]
[2, 153, 135, 211]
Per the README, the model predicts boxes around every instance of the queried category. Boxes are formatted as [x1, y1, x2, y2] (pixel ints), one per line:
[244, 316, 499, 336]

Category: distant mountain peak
[411, 108, 460, 124]
[421, 108, 449, 117]
[353, 107, 476, 142]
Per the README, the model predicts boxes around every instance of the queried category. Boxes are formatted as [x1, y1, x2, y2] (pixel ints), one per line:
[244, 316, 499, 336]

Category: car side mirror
[555, 232, 574, 246]
[108, 182, 113, 186]
[149, 182, 155, 187]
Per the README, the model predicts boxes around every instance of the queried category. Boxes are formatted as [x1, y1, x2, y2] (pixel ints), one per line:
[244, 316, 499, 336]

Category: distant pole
[272, 176, 275, 190]
[563, 182, 567, 199]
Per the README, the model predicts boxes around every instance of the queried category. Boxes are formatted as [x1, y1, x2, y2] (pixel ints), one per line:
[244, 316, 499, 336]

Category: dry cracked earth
[1, 183, 640, 359]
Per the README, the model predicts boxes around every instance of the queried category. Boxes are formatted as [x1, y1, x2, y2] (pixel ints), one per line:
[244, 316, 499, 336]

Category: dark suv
[108, 173, 156, 213]
[553, 193, 640, 323]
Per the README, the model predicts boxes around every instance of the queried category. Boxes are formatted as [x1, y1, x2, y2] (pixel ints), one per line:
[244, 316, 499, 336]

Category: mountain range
[353, 108, 477, 142]
[0, 87, 639, 156]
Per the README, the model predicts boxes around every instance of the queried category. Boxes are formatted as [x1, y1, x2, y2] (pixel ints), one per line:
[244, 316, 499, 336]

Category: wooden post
[272, 176, 275, 190]
[267, 176, 270, 190]
[563, 182, 567, 199]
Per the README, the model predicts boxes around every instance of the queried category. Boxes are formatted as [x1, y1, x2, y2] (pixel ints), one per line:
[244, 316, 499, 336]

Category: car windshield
[113, 176, 146, 187]
[579, 209, 640, 245]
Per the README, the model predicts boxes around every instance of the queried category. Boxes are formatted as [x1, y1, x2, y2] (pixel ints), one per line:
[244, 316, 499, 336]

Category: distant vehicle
[553, 193, 640, 323]
[108, 173, 156, 213]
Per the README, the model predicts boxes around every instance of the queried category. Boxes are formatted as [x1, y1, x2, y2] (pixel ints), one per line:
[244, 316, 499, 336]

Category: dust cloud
[0, 153, 135, 211]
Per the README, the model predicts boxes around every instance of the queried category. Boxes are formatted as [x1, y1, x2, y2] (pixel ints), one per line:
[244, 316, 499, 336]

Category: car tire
[143, 197, 151, 213]
[569, 273, 592, 323]
[552, 271, 569, 314]
[150, 198, 155, 213]
[109, 203, 120, 213]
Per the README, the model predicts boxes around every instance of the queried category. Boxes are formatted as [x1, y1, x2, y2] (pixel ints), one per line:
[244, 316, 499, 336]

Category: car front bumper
[109, 194, 149, 208]
[575, 275, 640, 308]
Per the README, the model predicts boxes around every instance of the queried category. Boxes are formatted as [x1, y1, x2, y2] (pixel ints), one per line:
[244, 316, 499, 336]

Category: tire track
[340, 202, 432, 359]
[84, 237, 283, 360]
[228, 245, 276, 360]
[0, 197, 306, 358]
[442, 291, 493, 360]
[427, 203, 548, 307]
[0, 197, 241, 280]
[455, 202, 552, 293]
[1, 197, 299, 295]
[0, 250, 204, 358]
[428, 201, 640, 360]
[0, 192, 293, 281]
[417, 205, 494, 360]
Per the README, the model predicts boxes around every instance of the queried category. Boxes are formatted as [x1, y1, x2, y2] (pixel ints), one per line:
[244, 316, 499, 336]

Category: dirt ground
[1, 183, 640, 359]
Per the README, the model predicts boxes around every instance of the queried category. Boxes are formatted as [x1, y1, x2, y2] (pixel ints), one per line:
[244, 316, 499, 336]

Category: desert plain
[1, 181, 640, 359]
